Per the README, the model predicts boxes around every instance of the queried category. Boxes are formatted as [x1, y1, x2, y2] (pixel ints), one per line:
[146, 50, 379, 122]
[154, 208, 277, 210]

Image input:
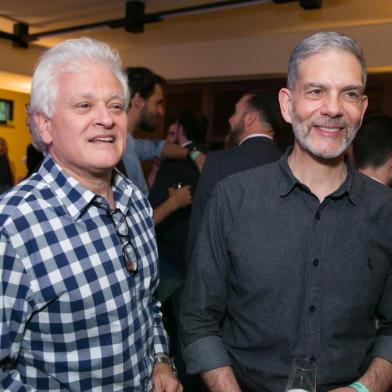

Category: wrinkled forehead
[296, 48, 365, 85]
[56, 65, 124, 98]
[296, 48, 364, 86]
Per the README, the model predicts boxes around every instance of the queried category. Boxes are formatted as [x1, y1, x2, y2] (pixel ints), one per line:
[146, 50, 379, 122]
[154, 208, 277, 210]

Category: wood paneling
[165, 73, 392, 152]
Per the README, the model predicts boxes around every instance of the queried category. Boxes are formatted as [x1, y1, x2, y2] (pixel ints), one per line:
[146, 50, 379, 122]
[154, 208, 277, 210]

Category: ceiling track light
[0, 0, 322, 48]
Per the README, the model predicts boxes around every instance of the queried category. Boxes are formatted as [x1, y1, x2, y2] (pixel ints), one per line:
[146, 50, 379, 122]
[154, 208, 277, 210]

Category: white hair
[28, 37, 129, 152]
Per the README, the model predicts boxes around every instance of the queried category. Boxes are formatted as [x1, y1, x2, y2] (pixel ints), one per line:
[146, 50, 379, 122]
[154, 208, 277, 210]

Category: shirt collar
[277, 147, 357, 204]
[39, 154, 136, 221]
[239, 133, 273, 145]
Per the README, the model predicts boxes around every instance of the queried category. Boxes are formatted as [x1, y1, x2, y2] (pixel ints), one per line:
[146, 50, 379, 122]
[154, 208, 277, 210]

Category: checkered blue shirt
[0, 155, 168, 391]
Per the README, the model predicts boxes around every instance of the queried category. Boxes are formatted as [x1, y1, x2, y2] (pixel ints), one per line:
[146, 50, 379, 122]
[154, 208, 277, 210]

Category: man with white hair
[0, 38, 181, 392]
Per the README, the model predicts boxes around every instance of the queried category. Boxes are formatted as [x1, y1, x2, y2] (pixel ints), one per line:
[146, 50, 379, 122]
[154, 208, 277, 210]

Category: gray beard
[291, 110, 358, 160]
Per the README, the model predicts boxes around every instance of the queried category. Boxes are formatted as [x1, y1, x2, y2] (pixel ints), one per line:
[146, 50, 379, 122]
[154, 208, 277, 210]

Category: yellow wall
[0, 89, 31, 182]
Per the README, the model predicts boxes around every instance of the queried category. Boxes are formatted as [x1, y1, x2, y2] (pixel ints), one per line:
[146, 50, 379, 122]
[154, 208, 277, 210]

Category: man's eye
[345, 91, 361, 101]
[308, 89, 322, 96]
[109, 103, 125, 111]
[76, 103, 90, 109]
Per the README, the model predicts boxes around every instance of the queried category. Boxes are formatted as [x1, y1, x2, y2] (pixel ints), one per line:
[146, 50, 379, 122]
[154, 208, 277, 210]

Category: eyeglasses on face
[107, 208, 138, 274]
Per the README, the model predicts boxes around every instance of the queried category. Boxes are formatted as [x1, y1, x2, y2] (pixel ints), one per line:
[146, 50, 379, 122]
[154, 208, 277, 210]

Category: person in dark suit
[149, 108, 207, 274]
[26, 143, 44, 177]
[186, 91, 283, 267]
[148, 109, 207, 389]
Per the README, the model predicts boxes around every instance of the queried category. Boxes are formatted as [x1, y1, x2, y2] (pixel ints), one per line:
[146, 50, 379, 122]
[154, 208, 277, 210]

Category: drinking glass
[285, 358, 317, 392]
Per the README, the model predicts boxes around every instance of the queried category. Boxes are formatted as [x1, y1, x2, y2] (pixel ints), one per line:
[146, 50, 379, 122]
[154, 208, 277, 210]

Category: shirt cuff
[371, 335, 392, 363]
[183, 335, 232, 374]
[153, 326, 170, 357]
[157, 140, 166, 158]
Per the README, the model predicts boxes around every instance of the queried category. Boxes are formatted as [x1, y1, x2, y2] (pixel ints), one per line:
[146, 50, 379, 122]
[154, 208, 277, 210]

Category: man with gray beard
[185, 91, 282, 267]
[180, 32, 392, 392]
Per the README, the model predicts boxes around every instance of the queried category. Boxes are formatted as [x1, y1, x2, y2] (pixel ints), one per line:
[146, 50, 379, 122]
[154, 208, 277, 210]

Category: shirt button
[313, 259, 319, 266]
[309, 305, 316, 312]
[315, 211, 321, 220]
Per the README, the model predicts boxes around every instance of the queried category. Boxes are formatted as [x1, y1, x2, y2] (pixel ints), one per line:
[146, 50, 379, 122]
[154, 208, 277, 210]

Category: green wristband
[189, 150, 201, 161]
[349, 382, 369, 392]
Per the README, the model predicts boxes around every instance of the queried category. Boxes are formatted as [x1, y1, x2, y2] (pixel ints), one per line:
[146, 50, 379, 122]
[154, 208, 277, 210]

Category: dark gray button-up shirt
[180, 150, 392, 392]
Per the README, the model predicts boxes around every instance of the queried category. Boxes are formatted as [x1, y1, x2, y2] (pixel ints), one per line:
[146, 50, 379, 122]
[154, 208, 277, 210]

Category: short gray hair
[28, 37, 129, 152]
[287, 31, 367, 91]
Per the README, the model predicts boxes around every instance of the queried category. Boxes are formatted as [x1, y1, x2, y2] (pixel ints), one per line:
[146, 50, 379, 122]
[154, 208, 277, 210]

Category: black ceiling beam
[274, 0, 322, 8]
[0, 0, 322, 48]
[0, 30, 17, 43]
[299, 0, 322, 9]
[28, 18, 125, 40]
[13, 22, 29, 48]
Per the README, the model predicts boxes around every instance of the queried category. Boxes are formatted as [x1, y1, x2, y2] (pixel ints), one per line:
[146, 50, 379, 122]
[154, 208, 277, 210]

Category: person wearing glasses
[0, 38, 181, 392]
[181, 32, 392, 392]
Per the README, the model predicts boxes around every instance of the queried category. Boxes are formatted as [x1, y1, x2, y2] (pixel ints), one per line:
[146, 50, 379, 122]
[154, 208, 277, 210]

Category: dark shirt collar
[278, 147, 357, 204]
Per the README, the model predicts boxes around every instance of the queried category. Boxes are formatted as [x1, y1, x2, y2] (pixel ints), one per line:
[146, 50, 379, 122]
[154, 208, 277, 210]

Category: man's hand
[330, 357, 392, 392]
[168, 185, 192, 209]
[152, 363, 183, 392]
[153, 185, 192, 226]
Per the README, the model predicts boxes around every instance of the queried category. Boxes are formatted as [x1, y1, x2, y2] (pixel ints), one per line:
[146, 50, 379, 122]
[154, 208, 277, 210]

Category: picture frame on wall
[0, 99, 14, 124]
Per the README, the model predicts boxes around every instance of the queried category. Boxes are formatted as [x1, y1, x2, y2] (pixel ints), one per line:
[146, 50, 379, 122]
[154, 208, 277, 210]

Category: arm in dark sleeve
[180, 181, 233, 374]
[370, 199, 392, 364]
[185, 154, 219, 270]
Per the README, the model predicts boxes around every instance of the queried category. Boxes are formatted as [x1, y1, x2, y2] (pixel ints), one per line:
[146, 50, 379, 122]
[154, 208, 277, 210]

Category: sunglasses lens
[108, 209, 138, 275]
[123, 243, 137, 273]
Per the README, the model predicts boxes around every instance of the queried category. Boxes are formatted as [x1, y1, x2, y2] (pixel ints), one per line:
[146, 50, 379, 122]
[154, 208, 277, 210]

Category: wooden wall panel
[165, 73, 392, 153]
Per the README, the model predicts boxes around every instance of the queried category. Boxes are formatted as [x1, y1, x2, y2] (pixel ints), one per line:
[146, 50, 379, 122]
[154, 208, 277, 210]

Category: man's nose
[321, 93, 342, 117]
[95, 105, 114, 127]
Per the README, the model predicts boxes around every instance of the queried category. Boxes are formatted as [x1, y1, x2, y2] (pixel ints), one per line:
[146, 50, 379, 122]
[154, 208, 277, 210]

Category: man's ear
[279, 88, 294, 125]
[385, 156, 392, 186]
[34, 113, 52, 144]
[387, 155, 392, 172]
[244, 110, 257, 128]
[130, 92, 145, 110]
[360, 94, 368, 124]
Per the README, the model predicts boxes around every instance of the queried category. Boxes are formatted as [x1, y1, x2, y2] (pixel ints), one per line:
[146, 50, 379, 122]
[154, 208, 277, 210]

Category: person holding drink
[180, 31, 392, 392]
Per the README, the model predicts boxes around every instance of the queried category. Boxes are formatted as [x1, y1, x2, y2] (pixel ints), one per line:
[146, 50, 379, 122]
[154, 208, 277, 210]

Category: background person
[352, 113, 392, 186]
[120, 67, 205, 226]
[120, 67, 205, 194]
[0, 136, 14, 194]
[149, 108, 208, 390]
[186, 91, 282, 268]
